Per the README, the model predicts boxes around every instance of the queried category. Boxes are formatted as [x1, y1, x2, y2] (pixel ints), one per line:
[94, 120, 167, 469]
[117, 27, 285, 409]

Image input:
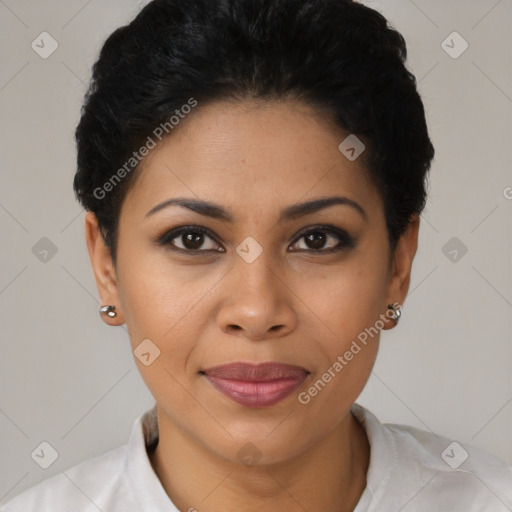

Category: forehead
[122, 99, 381, 219]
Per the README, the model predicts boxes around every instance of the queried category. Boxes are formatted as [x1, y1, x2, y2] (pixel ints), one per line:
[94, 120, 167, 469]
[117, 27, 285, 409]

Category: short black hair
[74, 0, 435, 264]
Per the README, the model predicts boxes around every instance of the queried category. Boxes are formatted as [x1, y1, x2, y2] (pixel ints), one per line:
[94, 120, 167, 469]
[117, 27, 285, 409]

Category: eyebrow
[145, 196, 367, 222]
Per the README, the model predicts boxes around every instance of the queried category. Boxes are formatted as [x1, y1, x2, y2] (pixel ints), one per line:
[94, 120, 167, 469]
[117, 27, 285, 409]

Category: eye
[157, 225, 224, 253]
[289, 225, 355, 253]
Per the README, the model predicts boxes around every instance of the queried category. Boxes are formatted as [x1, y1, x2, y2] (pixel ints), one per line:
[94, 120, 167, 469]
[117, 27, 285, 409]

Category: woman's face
[87, 99, 418, 464]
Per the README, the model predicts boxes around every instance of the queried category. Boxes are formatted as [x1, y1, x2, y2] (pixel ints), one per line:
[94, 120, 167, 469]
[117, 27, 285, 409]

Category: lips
[202, 362, 309, 408]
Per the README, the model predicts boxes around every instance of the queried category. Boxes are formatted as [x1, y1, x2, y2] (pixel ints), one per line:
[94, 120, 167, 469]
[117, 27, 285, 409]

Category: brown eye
[289, 225, 355, 253]
[304, 231, 328, 250]
[177, 232, 208, 250]
[158, 226, 224, 253]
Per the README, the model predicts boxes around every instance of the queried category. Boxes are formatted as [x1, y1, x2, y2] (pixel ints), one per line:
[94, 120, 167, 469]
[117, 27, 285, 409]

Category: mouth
[201, 362, 309, 408]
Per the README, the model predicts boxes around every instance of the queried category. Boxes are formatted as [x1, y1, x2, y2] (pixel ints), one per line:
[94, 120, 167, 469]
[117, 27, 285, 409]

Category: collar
[124, 404, 177, 510]
[350, 403, 397, 510]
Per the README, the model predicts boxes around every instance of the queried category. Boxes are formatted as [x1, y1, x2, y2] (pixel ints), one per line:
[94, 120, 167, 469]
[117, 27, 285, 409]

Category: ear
[381, 213, 420, 330]
[85, 211, 125, 326]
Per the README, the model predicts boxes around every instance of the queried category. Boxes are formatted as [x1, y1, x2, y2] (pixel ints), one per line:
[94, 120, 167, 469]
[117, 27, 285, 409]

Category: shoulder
[0, 407, 167, 512]
[0, 443, 132, 512]
[387, 422, 512, 510]
[351, 403, 512, 511]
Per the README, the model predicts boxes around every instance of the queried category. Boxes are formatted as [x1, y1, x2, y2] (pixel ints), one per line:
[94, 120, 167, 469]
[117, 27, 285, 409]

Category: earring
[387, 303, 402, 323]
[99, 305, 117, 318]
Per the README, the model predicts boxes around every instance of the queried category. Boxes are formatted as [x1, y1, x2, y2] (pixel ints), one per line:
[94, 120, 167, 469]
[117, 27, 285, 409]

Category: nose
[216, 253, 298, 341]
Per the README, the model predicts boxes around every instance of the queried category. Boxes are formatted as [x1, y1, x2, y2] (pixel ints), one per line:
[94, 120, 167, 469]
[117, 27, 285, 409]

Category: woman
[2, 0, 511, 510]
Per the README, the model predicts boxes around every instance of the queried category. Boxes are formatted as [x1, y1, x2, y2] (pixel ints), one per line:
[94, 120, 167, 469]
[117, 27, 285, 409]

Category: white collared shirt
[2, 403, 511, 511]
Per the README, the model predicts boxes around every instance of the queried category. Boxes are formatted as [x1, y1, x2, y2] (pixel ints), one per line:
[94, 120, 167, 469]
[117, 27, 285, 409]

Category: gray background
[1, 0, 511, 504]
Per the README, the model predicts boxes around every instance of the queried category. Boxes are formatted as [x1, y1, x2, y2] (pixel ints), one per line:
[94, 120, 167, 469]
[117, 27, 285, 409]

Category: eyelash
[156, 224, 356, 255]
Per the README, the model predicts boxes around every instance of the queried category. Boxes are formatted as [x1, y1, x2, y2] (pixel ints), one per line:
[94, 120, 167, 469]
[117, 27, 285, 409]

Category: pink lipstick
[202, 362, 309, 408]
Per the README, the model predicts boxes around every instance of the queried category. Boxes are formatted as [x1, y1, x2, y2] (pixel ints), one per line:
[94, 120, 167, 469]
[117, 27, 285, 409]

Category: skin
[85, 99, 419, 512]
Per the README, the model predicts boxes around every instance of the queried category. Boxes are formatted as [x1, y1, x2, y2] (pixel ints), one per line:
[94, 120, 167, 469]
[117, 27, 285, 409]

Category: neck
[149, 407, 370, 512]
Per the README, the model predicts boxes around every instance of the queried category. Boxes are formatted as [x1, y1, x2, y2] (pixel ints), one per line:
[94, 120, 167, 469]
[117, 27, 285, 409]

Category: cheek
[116, 248, 222, 379]
[296, 250, 389, 339]
[292, 248, 388, 392]
[295, 267, 384, 420]
[115, 252, 207, 413]
[117, 245, 203, 335]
